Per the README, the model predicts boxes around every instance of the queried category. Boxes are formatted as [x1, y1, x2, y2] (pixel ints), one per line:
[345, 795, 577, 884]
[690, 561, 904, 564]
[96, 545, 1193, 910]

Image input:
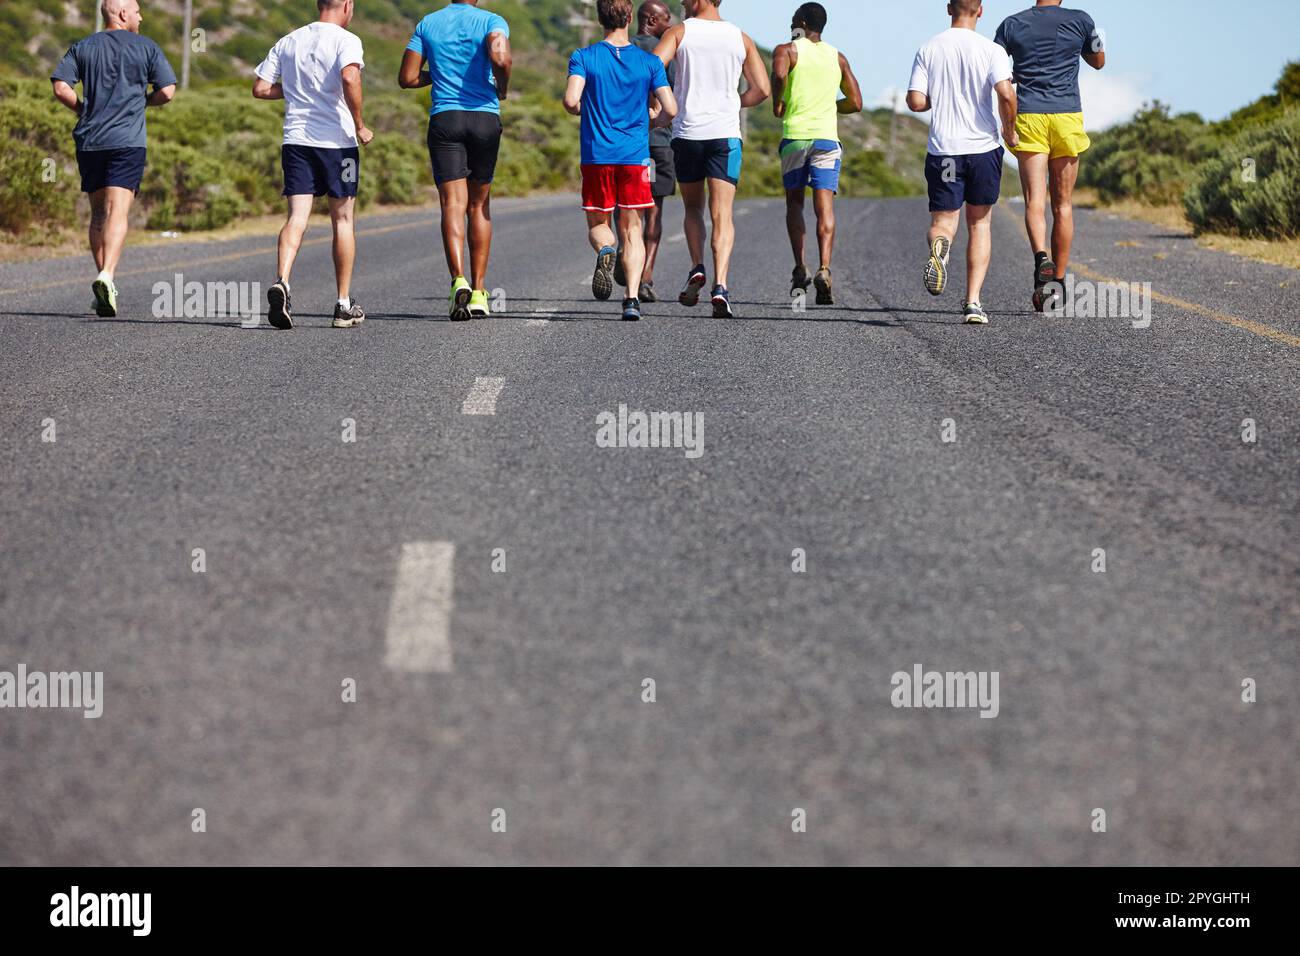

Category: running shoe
[468, 289, 490, 318]
[925, 236, 951, 296]
[814, 267, 834, 306]
[621, 297, 642, 322]
[332, 301, 366, 328]
[963, 301, 989, 325]
[449, 275, 472, 321]
[1032, 254, 1059, 312]
[592, 246, 617, 301]
[791, 264, 811, 297]
[639, 281, 658, 303]
[92, 277, 118, 318]
[267, 280, 292, 329]
[711, 284, 734, 318]
[679, 264, 707, 306]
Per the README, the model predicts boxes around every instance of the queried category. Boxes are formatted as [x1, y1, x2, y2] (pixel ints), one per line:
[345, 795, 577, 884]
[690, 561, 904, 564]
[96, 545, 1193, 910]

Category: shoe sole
[468, 309, 489, 319]
[925, 239, 949, 296]
[449, 286, 472, 322]
[679, 273, 706, 307]
[1035, 258, 1057, 287]
[333, 314, 365, 328]
[593, 252, 616, 301]
[266, 286, 292, 329]
[814, 272, 834, 306]
[712, 295, 733, 318]
[92, 280, 116, 318]
[639, 287, 657, 304]
[791, 271, 811, 297]
[622, 311, 641, 322]
[964, 314, 989, 325]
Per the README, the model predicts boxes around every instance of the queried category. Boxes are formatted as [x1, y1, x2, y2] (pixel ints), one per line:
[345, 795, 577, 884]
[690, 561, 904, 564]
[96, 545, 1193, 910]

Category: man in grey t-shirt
[51, 0, 177, 318]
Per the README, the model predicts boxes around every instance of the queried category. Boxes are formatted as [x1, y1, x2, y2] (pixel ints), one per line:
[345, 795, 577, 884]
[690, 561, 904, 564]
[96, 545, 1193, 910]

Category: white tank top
[672, 18, 746, 141]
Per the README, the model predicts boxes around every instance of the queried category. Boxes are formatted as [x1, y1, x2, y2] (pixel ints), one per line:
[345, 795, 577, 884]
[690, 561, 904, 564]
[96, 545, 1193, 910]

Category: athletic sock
[277, 277, 290, 291]
[337, 298, 350, 310]
[96, 269, 112, 285]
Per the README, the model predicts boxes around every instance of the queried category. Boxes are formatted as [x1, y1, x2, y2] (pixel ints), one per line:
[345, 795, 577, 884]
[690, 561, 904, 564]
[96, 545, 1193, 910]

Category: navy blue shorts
[671, 137, 744, 186]
[281, 144, 360, 199]
[925, 148, 1005, 212]
[76, 147, 147, 194]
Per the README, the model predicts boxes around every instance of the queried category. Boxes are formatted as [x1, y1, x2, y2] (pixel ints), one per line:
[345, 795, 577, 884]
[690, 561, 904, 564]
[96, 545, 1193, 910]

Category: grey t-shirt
[633, 33, 674, 149]
[51, 30, 178, 152]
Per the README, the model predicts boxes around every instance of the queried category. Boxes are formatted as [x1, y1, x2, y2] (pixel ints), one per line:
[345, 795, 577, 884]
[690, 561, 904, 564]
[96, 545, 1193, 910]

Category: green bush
[1081, 102, 1219, 204]
[1183, 109, 1300, 239]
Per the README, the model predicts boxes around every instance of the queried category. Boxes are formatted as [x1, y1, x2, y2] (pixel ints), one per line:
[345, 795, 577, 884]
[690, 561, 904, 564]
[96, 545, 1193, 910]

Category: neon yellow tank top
[782, 37, 841, 142]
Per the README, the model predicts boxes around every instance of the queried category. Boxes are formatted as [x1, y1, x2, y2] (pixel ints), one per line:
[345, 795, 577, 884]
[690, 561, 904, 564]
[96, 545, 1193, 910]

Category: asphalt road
[1, 194, 1296, 865]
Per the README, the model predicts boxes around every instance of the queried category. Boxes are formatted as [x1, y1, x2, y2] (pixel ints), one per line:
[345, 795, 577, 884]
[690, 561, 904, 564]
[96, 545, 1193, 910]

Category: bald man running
[51, 0, 177, 318]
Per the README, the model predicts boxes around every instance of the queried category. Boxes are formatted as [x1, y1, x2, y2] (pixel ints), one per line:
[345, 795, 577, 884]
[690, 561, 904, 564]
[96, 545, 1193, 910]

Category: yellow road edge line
[996, 201, 1300, 349]
[0, 197, 557, 297]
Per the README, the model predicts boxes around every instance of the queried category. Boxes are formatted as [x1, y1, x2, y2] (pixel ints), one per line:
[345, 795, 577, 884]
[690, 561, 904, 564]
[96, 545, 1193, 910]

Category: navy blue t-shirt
[568, 41, 669, 166]
[51, 30, 177, 152]
[994, 6, 1098, 114]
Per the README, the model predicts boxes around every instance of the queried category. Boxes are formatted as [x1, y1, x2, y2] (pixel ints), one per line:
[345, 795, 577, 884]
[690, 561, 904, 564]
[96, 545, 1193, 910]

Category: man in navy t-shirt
[564, 0, 676, 321]
[995, 1, 1105, 311]
[50, 0, 177, 318]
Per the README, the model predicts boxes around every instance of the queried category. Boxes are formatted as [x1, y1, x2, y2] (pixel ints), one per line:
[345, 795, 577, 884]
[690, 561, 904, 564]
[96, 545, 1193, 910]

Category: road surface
[1, 195, 1296, 865]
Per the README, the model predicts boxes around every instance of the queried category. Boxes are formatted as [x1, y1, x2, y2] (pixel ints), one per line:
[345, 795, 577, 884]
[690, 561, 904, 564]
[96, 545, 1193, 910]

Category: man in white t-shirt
[907, 0, 1018, 325]
[253, 0, 374, 330]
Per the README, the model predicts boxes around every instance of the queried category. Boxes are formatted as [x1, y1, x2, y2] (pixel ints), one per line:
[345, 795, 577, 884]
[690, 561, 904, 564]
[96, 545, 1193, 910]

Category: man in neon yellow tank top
[771, 2, 862, 306]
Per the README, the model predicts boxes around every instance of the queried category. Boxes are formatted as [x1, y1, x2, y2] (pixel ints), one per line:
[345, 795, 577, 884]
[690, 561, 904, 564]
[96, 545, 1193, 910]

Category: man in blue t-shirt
[563, 0, 676, 321]
[995, 1, 1105, 311]
[399, 1, 513, 321]
[50, 0, 177, 318]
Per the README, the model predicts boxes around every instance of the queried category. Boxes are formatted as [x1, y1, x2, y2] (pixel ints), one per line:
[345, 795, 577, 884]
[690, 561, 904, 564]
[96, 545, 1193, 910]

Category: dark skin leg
[642, 196, 665, 286]
[813, 188, 835, 271]
[437, 179, 494, 290]
[467, 181, 493, 290]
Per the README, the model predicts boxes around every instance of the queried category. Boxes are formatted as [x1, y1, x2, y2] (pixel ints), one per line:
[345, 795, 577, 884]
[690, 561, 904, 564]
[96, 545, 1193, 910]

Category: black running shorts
[427, 110, 503, 186]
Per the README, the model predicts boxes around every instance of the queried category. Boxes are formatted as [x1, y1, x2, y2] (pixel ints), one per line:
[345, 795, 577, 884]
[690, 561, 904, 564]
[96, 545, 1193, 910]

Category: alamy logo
[890, 663, 1000, 718]
[152, 274, 262, 326]
[50, 886, 150, 936]
[0, 665, 103, 718]
[596, 404, 704, 459]
[1043, 274, 1153, 329]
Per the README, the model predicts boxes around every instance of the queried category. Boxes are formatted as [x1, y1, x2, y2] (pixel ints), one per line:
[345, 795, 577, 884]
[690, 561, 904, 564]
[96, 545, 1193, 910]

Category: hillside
[1, 0, 933, 241]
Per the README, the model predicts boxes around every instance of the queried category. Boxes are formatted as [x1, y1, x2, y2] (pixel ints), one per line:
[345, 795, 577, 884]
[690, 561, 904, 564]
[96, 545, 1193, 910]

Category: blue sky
[719, 0, 1296, 128]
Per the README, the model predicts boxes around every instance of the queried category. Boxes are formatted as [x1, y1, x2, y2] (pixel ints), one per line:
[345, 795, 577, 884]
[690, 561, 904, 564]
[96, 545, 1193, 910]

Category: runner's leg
[1016, 151, 1050, 257]
[1048, 156, 1080, 279]
[813, 188, 835, 271]
[277, 194, 314, 283]
[785, 187, 806, 270]
[467, 181, 493, 290]
[98, 186, 134, 279]
[642, 196, 665, 285]
[707, 177, 737, 289]
[329, 196, 355, 301]
[619, 208, 646, 297]
[965, 203, 993, 305]
[439, 179, 469, 279]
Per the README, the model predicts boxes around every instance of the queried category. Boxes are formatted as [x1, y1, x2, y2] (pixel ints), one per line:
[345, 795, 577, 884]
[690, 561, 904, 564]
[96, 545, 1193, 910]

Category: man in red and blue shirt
[564, 0, 676, 321]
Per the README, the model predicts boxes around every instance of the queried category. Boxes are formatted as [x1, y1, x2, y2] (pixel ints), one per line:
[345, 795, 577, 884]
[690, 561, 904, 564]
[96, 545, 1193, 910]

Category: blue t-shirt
[407, 4, 510, 116]
[568, 41, 669, 166]
[994, 5, 1098, 114]
[51, 30, 178, 151]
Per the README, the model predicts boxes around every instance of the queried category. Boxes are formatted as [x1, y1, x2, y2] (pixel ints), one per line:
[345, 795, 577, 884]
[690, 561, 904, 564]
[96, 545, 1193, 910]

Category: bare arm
[653, 24, 683, 68]
[770, 42, 793, 118]
[252, 78, 282, 100]
[563, 74, 584, 116]
[995, 78, 1019, 149]
[488, 31, 512, 102]
[51, 79, 81, 116]
[1083, 50, 1105, 70]
[341, 64, 373, 145]
[651, 84, 678, 126]
[398, 49, 431, 89]
[739, 33, 771, 109]
[837, 52, 863, 114]
[906, 90, 930, 113]
[146, 84, 176, 107]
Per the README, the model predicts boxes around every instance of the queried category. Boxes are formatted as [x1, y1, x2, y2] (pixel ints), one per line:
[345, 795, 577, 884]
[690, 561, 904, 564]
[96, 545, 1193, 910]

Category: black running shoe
[679, 264, 707, 306]
[622, 297, 642, 322]
[791, 264, 811, 297]
[267, 281, 293, 329]
[639, 281, 658, 303]
[593, 247, 616, 301]
[711, 284, 734, 318]
[1032, 255, 1058, 312]
[814, 267, 834, 306]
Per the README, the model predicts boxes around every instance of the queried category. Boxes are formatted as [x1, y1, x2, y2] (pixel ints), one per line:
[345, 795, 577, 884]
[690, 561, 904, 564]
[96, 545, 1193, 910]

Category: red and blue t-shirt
[568, 41, 670, 167]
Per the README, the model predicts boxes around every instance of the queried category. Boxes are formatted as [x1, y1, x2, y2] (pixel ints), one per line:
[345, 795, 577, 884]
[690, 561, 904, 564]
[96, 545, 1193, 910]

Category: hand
[356, 126, 374, 147]
[1003, 127, 1020, 150]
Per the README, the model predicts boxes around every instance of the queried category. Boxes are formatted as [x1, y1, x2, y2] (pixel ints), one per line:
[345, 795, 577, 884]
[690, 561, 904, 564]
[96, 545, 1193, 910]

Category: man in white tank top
[654, 0, 769, 318]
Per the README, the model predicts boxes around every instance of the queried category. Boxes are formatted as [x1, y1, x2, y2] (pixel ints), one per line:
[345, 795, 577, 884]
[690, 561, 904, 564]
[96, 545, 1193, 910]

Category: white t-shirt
[909, 28, 1012, 157]
[255, 23, 365, 149]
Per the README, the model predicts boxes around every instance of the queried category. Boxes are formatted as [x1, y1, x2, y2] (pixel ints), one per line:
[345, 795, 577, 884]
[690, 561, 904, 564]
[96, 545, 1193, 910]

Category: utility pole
[181, 0, 193, 89]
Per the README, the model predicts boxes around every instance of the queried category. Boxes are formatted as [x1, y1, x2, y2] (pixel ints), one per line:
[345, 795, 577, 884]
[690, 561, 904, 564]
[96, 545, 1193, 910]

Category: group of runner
[51, 0, 1104, 327]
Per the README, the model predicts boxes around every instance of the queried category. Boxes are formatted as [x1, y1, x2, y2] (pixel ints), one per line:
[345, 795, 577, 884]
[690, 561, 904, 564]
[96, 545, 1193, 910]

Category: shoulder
[773, 40, 795, 58]
[1071, 9, 1096, 31]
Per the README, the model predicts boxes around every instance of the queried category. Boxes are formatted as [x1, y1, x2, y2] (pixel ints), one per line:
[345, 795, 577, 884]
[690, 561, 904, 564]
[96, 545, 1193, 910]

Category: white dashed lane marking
[527, 309, 557, 326]
[461, 376, 506, 415]
[384, 541, 456, 674]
